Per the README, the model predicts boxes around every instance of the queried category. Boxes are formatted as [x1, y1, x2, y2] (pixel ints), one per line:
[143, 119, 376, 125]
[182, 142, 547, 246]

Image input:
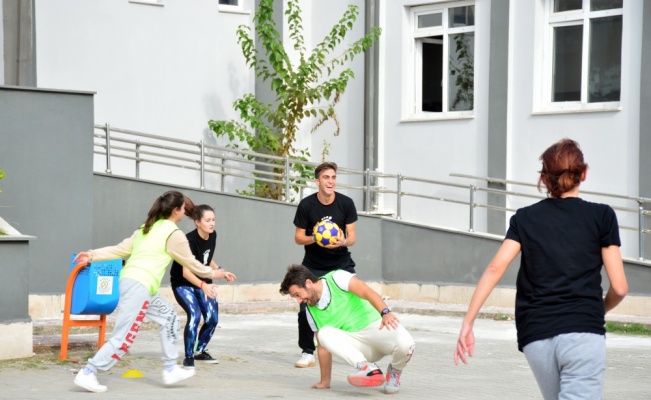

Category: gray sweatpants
[522, 332, 605, 400]
[85, 278, 180, 373]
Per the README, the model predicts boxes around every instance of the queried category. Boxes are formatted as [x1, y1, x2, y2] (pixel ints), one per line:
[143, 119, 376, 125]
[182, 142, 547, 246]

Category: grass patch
[0, 228, 6, 236]
[606, 322, 651, 336]
[0, 350, 90, 371]
[491, 313, 513, 321]
[0, 347, 147, 371]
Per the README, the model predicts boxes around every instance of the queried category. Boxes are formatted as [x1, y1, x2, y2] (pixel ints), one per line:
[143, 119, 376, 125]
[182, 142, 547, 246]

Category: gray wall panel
[92, 174, 384, 286]
[0, 86, 94, 294]
[0, 238, 31, 321]
[381, 219, 520, 286]
[639, 2, 651, 259]
[486, 0, 510, 234]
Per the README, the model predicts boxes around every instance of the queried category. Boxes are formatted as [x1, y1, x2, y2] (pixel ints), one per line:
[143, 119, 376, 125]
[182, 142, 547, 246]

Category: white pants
[86, 278, 180, 372]
[317, 321, 415, 370]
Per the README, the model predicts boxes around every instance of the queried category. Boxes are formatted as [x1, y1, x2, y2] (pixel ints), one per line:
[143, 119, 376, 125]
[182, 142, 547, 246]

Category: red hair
[537, 139, 588, 198]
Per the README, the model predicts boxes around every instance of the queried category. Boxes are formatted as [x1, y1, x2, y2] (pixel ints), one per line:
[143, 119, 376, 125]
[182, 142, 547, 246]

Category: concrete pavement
[1, 302, 651, 399]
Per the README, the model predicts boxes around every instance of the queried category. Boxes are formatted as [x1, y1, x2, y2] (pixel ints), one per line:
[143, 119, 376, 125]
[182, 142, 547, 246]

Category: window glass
[541, 0, 623, 109]
[552, 25, 583, 102]
[553, 0, 582, 13]
[418, 13, 442, 29]
[410, 2, 475, 116]
[448, 33, 474, 111]
[448, 6, 475, 27]
[422, 40, 443, 112]
[590, 0, 622, 11]
[219, 0, 238, 5]
[588, 16, 622, 102]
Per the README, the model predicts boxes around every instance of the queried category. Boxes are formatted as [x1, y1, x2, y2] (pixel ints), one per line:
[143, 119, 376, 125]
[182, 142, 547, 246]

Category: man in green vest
[280, 264, 415, 394]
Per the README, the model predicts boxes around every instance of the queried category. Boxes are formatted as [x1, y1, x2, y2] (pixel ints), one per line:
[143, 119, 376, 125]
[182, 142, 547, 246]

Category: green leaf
[208, 0, 380, 201]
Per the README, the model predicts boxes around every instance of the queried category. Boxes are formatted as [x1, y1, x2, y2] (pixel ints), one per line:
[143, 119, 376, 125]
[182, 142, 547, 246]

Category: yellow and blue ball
[313, 220, 342, 247]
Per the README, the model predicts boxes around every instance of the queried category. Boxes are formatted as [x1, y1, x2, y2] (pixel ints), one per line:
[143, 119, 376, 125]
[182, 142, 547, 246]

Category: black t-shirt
[293, 192, 358, 276]
[170, 229, 217, 287]
[506, 197, 621, 351]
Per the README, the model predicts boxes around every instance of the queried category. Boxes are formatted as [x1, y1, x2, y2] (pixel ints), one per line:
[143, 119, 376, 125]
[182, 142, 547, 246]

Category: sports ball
[313, 220, 342, 247]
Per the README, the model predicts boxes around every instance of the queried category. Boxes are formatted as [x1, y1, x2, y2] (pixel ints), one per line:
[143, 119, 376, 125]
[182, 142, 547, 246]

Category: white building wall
[291, 0, 367, 205]
[378, 0, 491, 231]
[377, 0, 644, 259]
[34, 0, 255, 190]
[27, 0, 646, 258]
[507, 0, 644, 257]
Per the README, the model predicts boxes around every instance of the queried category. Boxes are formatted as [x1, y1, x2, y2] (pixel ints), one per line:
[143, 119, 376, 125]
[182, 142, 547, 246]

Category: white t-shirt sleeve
[332, 270, 354, 291]
[306, 309, 318, 332]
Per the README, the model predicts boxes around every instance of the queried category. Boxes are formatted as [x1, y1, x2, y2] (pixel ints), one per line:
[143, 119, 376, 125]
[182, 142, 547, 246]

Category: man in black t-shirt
[292, 161, 358, 367]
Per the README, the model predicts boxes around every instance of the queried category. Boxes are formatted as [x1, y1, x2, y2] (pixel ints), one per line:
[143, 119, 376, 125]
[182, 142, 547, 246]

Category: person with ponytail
[453, 139, 628, 399]
[170, 204, 236, 368]
[71, 191, 225, 393]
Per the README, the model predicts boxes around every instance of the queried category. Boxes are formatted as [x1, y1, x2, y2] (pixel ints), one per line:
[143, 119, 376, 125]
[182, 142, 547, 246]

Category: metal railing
[94, 123, 651, 261]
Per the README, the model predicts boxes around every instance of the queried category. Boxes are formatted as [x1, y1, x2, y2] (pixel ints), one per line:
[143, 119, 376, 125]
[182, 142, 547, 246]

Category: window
[219, 0, 246, 13]
[540, 0, 622, 111]
[408, 2, 475, 119]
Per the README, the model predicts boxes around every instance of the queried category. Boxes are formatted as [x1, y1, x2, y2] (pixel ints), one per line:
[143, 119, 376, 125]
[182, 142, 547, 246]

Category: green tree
[208, 0, 381, 200]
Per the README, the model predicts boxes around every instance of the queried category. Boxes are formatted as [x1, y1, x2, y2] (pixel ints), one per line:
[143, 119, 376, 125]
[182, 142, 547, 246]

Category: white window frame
[129, 0, 164, 6]
[218, 0, 248, 14]
[403, 1, 476, 122]
[534, 0, 623, 114]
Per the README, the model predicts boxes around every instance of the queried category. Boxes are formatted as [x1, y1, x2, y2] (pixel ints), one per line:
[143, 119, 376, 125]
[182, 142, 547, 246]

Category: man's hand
[324, 234, 346, 249]
[379, 311, 400, 330]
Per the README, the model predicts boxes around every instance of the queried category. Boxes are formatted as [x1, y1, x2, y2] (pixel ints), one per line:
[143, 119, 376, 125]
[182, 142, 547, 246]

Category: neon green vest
[307, 271, 380, 332]
[121, 219, 178, 295]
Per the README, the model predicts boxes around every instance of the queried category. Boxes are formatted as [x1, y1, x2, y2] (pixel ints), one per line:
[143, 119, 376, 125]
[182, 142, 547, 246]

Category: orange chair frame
[59, 262, 109, 361]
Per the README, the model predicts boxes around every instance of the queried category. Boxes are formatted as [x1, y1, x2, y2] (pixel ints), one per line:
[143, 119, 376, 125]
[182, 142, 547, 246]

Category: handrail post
[396, 174, 402, 219]
[104, 122, 112, 174]
[365, 169, 371, 213]
[468, 184, 476, 232]
[639, 205, 645, 260]
[200, 140, 205, 189]
[135, 140, 141, 179]
[220, 156, 226, 192]
[284, 156, 291, 202]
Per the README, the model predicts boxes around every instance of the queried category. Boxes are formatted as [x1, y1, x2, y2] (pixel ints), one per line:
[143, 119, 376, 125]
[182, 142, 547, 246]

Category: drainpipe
[364, 0, 379, 212]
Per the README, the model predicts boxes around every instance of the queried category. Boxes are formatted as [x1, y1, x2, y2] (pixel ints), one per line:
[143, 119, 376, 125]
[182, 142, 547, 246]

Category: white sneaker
[162, 365, 196, 385]
[295, 352, 316, 368]
[74, 368, 107, 393]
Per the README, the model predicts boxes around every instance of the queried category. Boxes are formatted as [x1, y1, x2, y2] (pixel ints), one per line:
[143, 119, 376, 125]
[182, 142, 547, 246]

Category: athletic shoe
[162, 365, 196, 385]
[74, 368, 107, 393]
[183, 357, 195, 368]
[347, 362, 384, 387]
[295, 352, 316, 368]
[194, 351, 219, 364]
[384, 363, 402, 394]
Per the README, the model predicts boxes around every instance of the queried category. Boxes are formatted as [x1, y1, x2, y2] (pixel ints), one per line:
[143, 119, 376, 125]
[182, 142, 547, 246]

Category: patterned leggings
[172, 285, 219, 358]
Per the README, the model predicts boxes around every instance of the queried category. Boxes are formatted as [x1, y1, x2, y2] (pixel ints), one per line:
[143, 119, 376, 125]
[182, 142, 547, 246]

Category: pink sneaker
[347, 362, 384, 387]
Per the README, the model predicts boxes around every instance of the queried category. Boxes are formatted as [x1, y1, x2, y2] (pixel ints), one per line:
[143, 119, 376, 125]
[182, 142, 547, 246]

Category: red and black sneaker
[347, 362, 385, 387]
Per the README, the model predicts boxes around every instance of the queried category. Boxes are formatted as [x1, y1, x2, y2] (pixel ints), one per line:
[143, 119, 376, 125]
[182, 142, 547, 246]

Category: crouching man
[280, 264, 415, 394]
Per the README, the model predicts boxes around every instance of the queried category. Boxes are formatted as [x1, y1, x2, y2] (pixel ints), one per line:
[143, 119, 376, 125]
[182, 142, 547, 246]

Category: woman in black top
[171, 205, 236, 368]
[454, 139, 628, 399]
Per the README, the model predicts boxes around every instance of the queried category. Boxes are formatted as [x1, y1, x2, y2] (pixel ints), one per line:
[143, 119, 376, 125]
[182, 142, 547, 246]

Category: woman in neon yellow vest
[72, 190, 225, 393]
